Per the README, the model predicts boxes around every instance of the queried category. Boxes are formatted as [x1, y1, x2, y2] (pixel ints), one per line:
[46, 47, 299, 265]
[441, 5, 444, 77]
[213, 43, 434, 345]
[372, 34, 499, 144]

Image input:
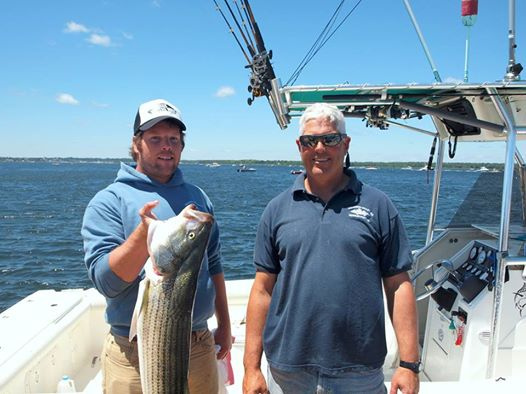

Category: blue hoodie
[81, 162, 222, 337]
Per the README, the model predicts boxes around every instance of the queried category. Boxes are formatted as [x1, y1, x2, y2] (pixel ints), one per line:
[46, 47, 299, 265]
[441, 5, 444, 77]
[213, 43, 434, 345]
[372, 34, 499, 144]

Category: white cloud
[122, 32, 134, 40]
[63, 21, 114, 48]
[64, 21, 89, 34]
[56, 93, 79, 105]
[215, 86, 236, 98]
[87, 34, 112, 47]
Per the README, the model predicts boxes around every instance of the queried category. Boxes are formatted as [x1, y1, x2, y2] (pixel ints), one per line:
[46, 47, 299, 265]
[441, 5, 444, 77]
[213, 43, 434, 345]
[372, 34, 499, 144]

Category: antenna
[504, 0, 523, 81]
[461, 0, 478, 82]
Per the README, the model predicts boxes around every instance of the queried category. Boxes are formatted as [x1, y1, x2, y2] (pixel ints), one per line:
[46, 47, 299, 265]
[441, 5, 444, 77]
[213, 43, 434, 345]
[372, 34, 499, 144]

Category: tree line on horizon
[0, 157, 506, 171]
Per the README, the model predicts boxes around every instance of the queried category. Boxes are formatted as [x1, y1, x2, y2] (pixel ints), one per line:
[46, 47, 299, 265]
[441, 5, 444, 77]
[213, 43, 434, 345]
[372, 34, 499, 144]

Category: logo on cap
[149, 102, 177, 116]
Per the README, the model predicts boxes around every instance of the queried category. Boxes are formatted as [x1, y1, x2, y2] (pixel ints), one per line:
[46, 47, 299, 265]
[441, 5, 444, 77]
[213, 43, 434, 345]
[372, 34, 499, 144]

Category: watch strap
[399, 360, 421, 373]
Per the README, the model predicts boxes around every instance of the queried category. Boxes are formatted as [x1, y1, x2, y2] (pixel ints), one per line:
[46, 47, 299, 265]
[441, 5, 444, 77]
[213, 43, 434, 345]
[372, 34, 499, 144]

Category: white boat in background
[206, 162, 221, 168]
[419, 165, 433, 171]
[236, 164, 256, 172]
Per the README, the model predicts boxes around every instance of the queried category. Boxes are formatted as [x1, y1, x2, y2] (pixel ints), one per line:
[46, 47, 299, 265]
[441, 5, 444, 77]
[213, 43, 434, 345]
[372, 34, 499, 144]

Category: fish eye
[188, 232, 195, 240]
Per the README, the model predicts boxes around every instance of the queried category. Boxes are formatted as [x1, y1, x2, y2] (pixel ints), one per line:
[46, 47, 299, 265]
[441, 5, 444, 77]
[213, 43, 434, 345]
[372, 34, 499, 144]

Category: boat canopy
[267, 80, 526, 144]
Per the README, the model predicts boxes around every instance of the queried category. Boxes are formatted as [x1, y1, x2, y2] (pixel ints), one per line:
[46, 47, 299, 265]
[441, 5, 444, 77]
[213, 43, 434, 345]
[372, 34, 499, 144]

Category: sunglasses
[299, 133, 345, 148]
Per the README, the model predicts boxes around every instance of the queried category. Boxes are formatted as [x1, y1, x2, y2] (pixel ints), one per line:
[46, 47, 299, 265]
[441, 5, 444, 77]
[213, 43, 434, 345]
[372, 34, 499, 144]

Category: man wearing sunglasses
[244, 103, 419, 394]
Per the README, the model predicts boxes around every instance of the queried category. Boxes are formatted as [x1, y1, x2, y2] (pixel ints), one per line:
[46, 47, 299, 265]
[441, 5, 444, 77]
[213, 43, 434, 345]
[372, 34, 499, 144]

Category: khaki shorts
[101, 329, 218, 394]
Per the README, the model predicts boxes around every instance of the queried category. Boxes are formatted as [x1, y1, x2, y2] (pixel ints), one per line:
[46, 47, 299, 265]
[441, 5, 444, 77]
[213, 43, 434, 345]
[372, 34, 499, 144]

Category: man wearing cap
[81, 98, 231, 393]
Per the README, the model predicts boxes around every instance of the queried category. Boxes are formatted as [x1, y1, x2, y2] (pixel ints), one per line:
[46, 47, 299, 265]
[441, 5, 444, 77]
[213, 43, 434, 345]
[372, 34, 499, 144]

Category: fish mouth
[187, 210, 214, 224]
[181, 205, 214, 226]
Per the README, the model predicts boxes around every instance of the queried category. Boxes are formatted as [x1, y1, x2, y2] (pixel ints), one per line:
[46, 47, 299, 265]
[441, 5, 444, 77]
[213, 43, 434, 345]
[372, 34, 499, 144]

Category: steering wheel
[412, 259, 455, 301]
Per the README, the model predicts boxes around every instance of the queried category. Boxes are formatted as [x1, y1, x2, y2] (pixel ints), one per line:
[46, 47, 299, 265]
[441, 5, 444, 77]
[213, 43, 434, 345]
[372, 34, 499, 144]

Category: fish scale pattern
[139, 275, 196, 394]
[136, 212, 213, 394]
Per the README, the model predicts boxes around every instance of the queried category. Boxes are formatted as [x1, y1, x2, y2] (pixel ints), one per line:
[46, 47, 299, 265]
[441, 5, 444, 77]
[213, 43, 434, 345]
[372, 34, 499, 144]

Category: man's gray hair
[299, 103, 346, 135]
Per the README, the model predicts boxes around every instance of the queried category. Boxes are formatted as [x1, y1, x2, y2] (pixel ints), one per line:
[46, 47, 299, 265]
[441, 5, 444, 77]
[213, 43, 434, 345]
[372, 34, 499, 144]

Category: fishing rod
[213, 0, 251, 64]
[242, 0, 276, 104]
[286, 2, 345, 87]
[221, 0, 256, 58]
[242, 0, 266, 55]
[213, 0, 276, 105]
[233, 0, 255, 52]
[286, 0, 363, 87]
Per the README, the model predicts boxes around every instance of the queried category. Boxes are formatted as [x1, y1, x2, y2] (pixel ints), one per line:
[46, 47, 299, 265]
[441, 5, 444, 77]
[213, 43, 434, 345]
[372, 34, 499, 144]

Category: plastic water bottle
[56, 375, 76, 393]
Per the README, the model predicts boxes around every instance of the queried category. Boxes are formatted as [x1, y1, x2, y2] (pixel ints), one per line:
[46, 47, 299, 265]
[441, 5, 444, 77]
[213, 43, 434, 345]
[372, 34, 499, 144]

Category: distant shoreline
[0, 157, 505, 171]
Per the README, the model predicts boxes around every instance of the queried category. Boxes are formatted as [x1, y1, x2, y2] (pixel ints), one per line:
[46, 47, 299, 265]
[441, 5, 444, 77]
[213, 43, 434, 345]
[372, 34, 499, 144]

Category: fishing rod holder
[364, 105, 411, 129]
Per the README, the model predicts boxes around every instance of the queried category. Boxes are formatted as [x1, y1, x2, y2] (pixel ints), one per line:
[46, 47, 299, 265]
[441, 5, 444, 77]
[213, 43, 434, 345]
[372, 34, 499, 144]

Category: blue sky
[0, 1, 524, 162]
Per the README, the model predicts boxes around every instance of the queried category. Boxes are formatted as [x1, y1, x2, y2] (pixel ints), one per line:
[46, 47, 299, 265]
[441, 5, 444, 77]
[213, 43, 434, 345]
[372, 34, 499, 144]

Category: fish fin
[129, 273, 150, 342]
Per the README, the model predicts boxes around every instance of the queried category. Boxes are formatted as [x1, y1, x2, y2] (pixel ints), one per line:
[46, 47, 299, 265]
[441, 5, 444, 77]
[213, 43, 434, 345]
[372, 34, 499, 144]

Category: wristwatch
[399, 360, 422, 373]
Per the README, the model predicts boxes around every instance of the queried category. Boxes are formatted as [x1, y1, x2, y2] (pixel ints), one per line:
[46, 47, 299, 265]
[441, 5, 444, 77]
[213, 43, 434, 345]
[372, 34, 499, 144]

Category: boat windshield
[443, 169, 524, 236]
[382, 168, 525, 248]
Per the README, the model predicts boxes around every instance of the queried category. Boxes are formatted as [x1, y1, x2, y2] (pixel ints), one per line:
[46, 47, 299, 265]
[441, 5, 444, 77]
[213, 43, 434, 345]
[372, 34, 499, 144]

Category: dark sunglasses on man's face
[299, 133, 345, 148]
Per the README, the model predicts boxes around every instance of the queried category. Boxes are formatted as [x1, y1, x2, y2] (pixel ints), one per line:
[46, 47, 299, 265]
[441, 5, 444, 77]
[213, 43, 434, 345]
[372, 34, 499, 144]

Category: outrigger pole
[402, 0, 442, 83]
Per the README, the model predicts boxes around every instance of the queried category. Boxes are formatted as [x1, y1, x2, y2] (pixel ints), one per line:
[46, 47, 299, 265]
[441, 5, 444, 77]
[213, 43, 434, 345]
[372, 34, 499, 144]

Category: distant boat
[290, 169, 302, 175]
[478, 166, 490, 172]
[364, 166, 377, 170]
[205, 162, 221, 168]
[237, 165, 256, 172]
[401, 166, 413, 170]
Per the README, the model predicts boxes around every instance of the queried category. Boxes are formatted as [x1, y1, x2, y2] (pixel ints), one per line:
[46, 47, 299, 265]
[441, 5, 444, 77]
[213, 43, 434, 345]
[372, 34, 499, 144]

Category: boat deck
[1, 279, 525, 393]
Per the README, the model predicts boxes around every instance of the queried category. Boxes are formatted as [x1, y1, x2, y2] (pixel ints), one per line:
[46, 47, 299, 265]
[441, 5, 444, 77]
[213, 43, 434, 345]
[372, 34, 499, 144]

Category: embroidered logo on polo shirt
[348, 206, 374, 222]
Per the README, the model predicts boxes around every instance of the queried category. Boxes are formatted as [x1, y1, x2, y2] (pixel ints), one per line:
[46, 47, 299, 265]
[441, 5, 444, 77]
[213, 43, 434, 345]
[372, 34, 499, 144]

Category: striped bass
[130, 204, 213, 394]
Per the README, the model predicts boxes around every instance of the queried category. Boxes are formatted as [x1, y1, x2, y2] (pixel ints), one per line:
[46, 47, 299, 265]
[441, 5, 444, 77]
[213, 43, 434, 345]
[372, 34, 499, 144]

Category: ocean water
[0, 161, 484, 313]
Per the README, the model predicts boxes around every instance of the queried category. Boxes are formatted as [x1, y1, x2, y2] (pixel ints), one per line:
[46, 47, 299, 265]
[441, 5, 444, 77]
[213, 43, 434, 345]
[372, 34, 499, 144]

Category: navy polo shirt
[254, 169, 413, 373]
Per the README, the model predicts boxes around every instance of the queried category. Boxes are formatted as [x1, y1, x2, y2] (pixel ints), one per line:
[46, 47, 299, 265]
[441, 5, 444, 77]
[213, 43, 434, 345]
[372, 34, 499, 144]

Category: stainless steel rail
[486, 87, 519, 378]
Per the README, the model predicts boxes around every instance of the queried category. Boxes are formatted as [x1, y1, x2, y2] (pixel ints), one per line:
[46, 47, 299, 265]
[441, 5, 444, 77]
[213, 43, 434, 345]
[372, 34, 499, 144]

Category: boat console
[417, 236, 526, 381]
